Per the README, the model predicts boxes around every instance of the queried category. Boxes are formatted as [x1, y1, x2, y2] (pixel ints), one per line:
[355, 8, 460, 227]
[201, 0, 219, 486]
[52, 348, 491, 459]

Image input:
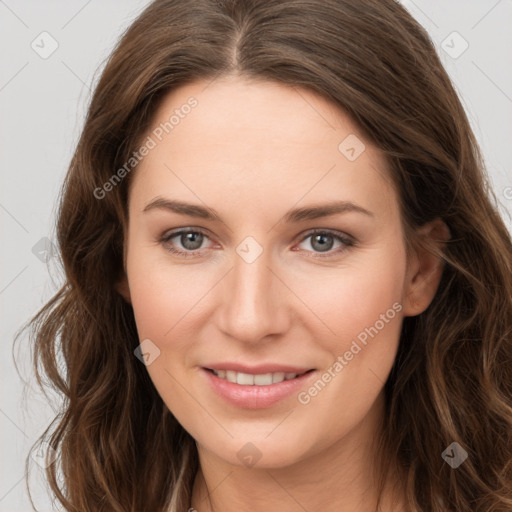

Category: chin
[199, 431, 314, 470]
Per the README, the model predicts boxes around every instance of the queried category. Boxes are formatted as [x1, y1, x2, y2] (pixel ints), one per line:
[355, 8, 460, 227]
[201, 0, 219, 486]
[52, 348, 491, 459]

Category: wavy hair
[17, 0, 512, 510]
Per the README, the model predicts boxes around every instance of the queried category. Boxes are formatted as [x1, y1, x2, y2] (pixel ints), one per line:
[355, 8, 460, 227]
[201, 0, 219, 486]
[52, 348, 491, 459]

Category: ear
[116, 272, 132, 304]
[402, 218, 450, 317]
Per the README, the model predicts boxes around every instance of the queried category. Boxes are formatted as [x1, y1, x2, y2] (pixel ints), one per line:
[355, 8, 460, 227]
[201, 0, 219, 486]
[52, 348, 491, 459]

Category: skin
[117, 75, 448, 512]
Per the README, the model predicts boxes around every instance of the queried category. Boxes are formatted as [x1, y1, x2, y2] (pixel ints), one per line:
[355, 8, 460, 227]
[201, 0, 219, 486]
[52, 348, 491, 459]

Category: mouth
[201, 366, 317, 409]
[204, 368, 314, 386]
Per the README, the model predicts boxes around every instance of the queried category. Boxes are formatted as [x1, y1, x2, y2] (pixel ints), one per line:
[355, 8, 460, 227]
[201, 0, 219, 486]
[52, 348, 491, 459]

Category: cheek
[289, 249, 407, 359]
[288, 255, 405, 447]
[125, 241, 211, 340]
[125, 248, 209, 408]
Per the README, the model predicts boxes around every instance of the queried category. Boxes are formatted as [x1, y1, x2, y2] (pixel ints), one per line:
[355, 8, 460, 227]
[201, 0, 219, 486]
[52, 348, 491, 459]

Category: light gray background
[1, 1, 511, 510]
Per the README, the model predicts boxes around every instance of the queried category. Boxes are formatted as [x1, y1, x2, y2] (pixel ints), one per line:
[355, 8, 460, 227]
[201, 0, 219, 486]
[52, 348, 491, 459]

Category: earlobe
[402, 218, 451, 317]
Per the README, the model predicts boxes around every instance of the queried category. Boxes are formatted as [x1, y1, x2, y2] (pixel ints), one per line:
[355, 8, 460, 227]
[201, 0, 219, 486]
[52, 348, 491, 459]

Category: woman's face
[121, 76, 436, 468]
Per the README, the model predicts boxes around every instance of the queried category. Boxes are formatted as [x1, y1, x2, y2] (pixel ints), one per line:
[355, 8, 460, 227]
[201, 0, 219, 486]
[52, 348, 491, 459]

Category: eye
[294, 229, 355, 258]
[159, 228, 213, 258]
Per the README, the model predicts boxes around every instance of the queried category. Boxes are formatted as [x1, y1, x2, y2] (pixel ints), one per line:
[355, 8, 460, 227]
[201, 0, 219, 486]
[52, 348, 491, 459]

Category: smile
[202, 367, 316, 409]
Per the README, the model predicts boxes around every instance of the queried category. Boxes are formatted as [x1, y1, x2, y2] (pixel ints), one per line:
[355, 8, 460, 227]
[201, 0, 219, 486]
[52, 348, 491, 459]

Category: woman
[23, 0, 512, 511]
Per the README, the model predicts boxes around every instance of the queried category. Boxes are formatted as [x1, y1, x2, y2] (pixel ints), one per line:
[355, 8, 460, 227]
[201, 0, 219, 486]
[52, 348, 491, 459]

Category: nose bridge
[218, 238, 287, 342]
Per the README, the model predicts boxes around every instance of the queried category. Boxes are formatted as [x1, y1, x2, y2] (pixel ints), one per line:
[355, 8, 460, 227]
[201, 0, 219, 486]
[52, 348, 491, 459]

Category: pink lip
[204, 363, 312, 374]
[201, 367, 316, 409]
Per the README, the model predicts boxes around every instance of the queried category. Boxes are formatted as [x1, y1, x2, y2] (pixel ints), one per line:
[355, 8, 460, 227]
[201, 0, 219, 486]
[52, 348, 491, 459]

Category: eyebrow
[142, 197, 374, 222]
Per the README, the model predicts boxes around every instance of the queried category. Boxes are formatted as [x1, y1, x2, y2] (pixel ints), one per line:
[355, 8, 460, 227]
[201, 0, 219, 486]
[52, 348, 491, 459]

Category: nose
[216, 245, 290, 344]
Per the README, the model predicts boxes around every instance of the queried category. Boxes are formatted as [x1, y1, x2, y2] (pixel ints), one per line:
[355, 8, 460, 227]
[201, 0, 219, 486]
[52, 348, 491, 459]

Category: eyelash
[159, 227, 356, 259]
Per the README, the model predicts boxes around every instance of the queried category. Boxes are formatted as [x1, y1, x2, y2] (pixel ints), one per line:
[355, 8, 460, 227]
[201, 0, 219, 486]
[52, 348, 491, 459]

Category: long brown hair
[18, 0, 512, 510]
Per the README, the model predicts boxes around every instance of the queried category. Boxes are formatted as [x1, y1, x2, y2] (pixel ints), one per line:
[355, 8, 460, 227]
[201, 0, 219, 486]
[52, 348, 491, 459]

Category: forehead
[130, 76, 397, 221]
[143, 76, 370, 158]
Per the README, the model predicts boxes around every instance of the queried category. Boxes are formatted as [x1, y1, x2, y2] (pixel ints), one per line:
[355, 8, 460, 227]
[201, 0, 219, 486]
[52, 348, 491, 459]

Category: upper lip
[203, 363, 314, 374]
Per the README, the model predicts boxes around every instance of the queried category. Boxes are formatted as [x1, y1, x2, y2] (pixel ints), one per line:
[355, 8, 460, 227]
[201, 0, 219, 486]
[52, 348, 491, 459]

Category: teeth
[226, 370, 237, 383]
[212, 369, 301, 385]
[272, 372, 285, 383]
[237, 372, 255, 385]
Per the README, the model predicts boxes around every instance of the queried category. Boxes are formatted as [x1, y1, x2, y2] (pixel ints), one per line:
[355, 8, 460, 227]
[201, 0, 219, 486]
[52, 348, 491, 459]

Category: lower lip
[202, 368, 316, 409]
